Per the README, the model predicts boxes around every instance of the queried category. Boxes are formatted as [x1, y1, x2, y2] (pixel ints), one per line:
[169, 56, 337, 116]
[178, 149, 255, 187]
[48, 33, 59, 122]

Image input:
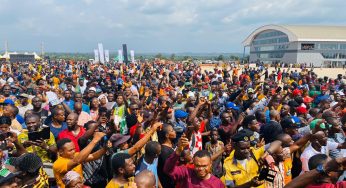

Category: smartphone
[276, 86, 282, 93]
[258, 167, 277, 182]
[28, 127, 50, 141]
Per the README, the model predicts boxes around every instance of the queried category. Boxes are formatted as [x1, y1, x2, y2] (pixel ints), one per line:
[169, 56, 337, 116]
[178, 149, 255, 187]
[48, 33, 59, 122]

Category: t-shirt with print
[18, 130, 56, 163]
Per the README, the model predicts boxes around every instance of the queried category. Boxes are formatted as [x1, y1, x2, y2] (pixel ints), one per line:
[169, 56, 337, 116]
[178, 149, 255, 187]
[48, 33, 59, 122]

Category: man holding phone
[18, 114, 57, 163]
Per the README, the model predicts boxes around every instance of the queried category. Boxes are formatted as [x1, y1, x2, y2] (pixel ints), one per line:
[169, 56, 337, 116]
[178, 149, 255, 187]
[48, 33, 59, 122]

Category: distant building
[1, 52, 42, 63]
[243, 25, 346, 67]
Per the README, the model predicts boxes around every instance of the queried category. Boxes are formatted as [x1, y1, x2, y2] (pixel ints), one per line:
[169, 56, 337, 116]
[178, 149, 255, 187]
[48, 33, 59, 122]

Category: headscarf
[62, 171, 81, 186]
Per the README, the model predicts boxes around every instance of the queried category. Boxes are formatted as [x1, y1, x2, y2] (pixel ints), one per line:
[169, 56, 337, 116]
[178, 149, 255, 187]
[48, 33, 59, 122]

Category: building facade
[243, 25, 346, 67]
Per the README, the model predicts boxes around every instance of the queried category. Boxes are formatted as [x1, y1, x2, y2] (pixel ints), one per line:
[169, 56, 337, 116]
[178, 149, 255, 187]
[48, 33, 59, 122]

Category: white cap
[89, 87, 96, 92]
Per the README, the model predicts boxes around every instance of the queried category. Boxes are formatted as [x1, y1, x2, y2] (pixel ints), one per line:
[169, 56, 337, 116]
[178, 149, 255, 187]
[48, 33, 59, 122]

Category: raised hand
[177, 134, 189, 151]
[92, 132, 106, 142]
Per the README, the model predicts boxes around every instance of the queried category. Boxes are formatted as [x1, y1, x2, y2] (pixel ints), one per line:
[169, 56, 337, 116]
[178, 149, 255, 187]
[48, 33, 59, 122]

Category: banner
[94, 49, 99, 63]
[118, 50, 123, 63]
[104, 50, 110, 62]
[130, 50, 135, 63]
[98, 43, 105, 64]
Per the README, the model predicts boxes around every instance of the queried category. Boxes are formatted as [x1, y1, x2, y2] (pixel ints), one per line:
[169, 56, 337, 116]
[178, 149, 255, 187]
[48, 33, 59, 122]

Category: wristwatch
[316, 164, 327, 174]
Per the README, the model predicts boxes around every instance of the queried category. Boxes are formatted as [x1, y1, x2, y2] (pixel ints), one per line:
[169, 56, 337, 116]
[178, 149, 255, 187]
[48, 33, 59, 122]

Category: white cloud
[0, 0, 345, 53]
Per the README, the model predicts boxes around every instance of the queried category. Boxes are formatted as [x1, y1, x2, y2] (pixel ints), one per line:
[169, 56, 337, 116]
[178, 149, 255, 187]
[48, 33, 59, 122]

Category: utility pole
[5, 40, 8, 53]
[41, 42, 44, 56]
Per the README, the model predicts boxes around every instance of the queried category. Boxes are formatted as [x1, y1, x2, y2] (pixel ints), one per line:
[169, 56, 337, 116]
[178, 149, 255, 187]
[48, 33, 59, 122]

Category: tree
[155, 53, 163, 59]
[216, 55, 224, 61]
[230, 55, 240, 60]
[183, 56, 191, 61]
[170, 53, 176, 60]
[138, 56, 144, 63]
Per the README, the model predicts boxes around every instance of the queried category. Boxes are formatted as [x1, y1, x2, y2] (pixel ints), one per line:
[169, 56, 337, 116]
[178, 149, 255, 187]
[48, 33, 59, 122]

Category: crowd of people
[0, 60, 346, 188]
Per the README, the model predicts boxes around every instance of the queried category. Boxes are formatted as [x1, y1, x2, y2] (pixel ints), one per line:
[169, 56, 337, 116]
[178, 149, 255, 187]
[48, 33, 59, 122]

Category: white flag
[105, 50, 110, 62]
[98, 43, 105, 64]
[130, 50, 135, 63]
[94, 49, 99, 62]
[118, 50, 123, 63]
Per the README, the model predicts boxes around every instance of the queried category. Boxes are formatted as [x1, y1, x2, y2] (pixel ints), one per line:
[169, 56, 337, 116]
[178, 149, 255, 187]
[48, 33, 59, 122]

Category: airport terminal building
[243, 25, 346, 67]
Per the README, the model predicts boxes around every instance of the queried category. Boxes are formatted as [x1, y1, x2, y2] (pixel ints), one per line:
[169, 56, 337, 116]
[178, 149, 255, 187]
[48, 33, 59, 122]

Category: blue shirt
[49, 122, 68, 138]
[136, 158, 159, 188]
[69, 102, 90, 114]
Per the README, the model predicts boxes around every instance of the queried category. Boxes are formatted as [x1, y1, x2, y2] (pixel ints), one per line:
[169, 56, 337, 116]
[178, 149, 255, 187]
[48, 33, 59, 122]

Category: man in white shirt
[300, 131, 346, 173]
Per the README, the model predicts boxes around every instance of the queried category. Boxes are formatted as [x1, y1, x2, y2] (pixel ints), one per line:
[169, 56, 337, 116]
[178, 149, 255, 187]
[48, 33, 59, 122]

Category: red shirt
[57, 127, 86, 152]
[306, 182, 346, 188]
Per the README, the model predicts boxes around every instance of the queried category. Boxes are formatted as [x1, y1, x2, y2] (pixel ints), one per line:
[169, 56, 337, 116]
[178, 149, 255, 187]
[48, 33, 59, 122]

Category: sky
[0, 0, 345, 53]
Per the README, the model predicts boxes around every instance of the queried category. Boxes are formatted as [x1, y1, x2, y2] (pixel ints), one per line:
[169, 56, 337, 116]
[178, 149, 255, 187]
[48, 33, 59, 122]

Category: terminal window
[301, 43, 315, 50]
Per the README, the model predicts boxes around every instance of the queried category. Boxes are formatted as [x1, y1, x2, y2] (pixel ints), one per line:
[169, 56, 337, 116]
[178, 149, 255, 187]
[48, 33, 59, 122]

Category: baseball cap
[4, 99, 14, 105]
[185, 82, 192, 86]
[296, 106, 308, 114]
[89, 87, 96, 92]
[175, 110, 189, 119]
[18, 93, 29, 98]
[226, 102, 240, 111]
[281, 117, 296, 129]
[310, 119, 329, 129]
[247, 88, 254, 94]
[292, 89, 302, 96]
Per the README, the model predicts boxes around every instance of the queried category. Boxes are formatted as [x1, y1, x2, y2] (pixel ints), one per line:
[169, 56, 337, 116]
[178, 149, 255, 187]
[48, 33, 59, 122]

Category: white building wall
[281, 52, 297, 64]
[296, 52, 324, 66]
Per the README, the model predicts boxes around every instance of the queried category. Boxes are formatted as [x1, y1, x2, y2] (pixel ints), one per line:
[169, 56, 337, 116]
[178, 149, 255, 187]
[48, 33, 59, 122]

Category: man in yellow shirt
[53, 132, 107, 188]
[106, 153, 136, 188]
[223, 129, 281, 188]
[18, 114, 57, 163]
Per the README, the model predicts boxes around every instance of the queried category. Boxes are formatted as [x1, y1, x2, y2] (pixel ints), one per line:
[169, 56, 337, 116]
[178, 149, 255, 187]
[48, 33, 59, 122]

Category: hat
[109, 134, 131, 148]
[3, 99, 14, 105]
[296, 106, 308, 114]
[247, 88, 254, 94]
[310, 119, 329, 129]
[292, 89, 302, 96]
[303, 97, 313, 103]
[187, 91, 195, 98]
[18, 93, 29, 98]
[185, 82, 192, 86]
[226, 102, 240, 110]
[281, 117, 296, 129]
[89, 87, 96, 92]
[291, 116, 302, 127]
[62, 171, 81, 186]
[231, 129, 255, 142]
[175, 109, 188, 119]
[9, 153, 43, 173]
[288, 100, 299, 108]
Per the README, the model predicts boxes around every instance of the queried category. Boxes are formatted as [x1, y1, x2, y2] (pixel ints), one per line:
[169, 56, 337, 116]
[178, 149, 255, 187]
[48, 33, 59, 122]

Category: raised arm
[163, 134, 190, 180]
[284, 157, 346, 188]
[128, 122, 162, 156]
[66, 132, 105, 171]
[188, 100, 204, 123]
[289, 133, 311, 153]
